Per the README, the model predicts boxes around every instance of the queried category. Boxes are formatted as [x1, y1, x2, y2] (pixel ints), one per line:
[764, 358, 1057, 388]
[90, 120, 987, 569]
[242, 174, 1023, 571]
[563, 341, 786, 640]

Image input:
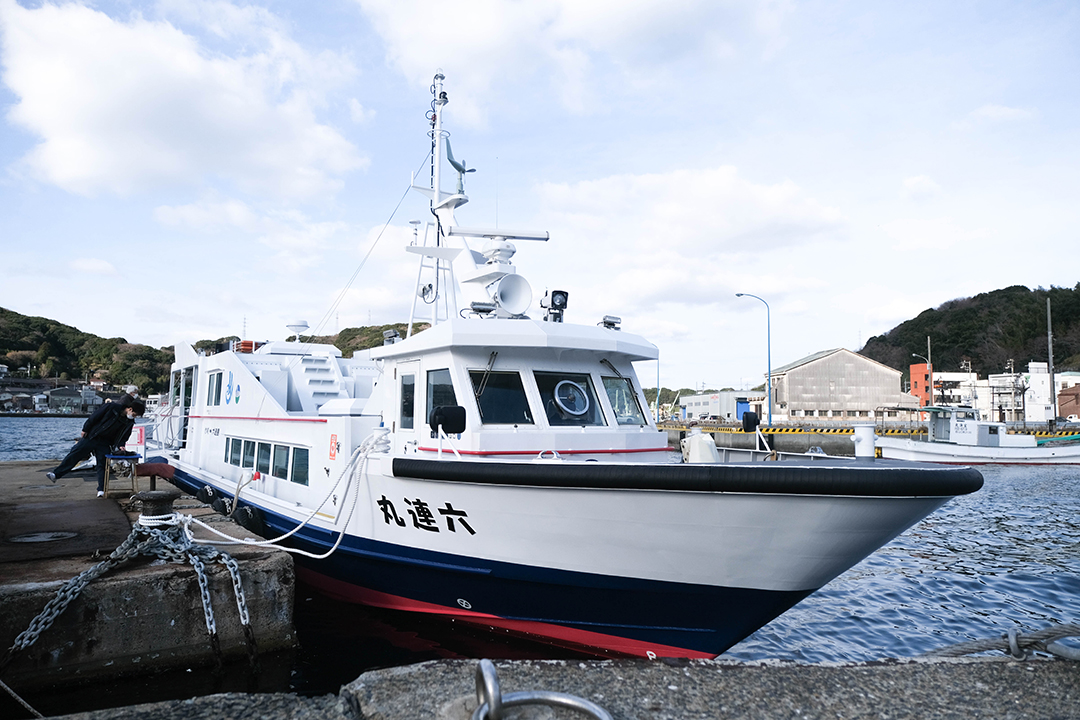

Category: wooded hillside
[859, 284, 1080, 378]
[0, 307, 423, 394]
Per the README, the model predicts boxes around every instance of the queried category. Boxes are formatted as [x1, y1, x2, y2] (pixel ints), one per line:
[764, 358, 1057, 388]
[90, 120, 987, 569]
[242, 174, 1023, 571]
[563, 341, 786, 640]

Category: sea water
[2, 417, 1078, 709]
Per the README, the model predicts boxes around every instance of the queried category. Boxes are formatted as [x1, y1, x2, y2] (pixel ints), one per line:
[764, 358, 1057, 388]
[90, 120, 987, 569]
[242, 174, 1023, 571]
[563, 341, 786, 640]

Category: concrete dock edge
[42, 656, 1080, 720]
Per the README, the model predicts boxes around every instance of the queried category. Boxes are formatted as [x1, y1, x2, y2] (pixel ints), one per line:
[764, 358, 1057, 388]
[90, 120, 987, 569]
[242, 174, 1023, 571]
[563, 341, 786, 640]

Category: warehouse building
[770, 348, 919, 424]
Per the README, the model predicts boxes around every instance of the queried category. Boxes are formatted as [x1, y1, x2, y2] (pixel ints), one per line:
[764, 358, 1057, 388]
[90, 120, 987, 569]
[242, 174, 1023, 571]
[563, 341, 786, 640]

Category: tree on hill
[859, 284, 1080, 379]
[0, 307, 173, 391]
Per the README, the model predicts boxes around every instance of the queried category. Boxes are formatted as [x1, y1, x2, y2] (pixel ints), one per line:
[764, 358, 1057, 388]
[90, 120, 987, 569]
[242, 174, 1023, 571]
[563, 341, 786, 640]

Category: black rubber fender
[233, 504, 267, 536]
[196, 485, 216, 505]
[742, 411, 759, 433]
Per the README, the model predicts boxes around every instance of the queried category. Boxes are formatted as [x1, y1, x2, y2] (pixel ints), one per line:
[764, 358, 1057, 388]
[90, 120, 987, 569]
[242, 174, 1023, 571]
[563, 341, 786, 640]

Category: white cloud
[901, 175, 941, 201]
[348, 98, 375, 123]
[356, 0, 794, 120]
[970, 104, 1034, 122]
[880, 216, 990, 251]
[69, 258, 118, 275]
[154, 197, 349, 269]
[0, 0, 365, 198]
[154, 198, 259, 231]
[953, 103, 1036, 130]
[532, 165, 845, 317]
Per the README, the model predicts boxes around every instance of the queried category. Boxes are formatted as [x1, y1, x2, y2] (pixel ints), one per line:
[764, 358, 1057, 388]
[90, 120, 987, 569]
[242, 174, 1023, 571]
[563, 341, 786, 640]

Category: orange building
[909, 362, 933, 407]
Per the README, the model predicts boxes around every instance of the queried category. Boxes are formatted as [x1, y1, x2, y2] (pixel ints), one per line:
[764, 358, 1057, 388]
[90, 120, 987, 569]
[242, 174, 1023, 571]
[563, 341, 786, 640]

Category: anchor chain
[471, 659, 613, 720]
[1, 513, 258, 679]
[920, 623, 1080, 660]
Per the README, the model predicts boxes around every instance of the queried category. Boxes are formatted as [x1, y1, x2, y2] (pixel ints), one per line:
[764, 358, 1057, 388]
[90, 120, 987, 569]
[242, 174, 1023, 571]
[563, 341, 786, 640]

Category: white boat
[146, 74, 982, 659]
[875, 406, 1080, 465]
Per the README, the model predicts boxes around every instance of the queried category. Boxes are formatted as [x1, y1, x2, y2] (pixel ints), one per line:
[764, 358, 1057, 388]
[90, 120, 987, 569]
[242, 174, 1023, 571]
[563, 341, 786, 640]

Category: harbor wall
[665, 427, 857, 456]
[0, 461, 297, 694]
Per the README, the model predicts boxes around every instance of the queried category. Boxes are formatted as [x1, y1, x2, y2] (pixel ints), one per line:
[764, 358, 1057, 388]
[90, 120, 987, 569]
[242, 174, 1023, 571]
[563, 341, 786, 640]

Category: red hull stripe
[188, 415, 328, 423]
[417, 446, 670, 456]
[296, 566, 714, 660]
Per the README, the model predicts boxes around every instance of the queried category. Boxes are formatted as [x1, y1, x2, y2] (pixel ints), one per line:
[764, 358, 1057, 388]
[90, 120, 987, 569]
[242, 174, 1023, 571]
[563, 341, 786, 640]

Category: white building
[678, 390, 765, 422]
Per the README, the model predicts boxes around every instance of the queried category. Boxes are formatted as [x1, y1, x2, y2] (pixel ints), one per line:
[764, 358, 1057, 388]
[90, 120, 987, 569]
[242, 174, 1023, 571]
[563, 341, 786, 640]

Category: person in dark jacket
[47, 399, 146, 496]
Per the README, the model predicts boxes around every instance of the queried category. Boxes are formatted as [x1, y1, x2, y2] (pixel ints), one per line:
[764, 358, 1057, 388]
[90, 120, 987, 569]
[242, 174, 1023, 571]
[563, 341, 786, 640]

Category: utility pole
[1048, 298, 1057, 427]
[927, 336, 933, 407]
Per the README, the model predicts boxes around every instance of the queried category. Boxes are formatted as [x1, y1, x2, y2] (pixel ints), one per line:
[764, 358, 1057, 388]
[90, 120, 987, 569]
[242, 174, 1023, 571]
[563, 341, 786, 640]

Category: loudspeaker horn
[494, 274, 532, 316]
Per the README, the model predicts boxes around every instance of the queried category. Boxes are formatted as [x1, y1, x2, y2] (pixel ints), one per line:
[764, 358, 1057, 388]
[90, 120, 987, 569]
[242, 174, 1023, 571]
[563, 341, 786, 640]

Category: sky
[2, 0, 1079, 391]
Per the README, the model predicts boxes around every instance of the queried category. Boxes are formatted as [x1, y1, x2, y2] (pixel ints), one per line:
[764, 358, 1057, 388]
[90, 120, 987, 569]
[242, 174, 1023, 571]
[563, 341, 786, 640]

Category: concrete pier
[46, 656, 1080, 720]
[0, 461, 296, 694]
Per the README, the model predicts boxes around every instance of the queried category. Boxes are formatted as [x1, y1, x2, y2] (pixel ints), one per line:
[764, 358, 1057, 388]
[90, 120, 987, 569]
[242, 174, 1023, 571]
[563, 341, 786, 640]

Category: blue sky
[2, 0, 1078, 390]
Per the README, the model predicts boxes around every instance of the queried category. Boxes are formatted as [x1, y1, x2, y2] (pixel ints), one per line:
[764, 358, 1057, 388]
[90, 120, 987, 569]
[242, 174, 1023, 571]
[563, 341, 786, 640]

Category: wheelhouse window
[426, 369, 458, 423]
[534, 372, 606, 426]
[207, 372, 223, 406]
[602, 376, 646, 425]
[470, 371, 534, 424]
[400, 373, 415, 430]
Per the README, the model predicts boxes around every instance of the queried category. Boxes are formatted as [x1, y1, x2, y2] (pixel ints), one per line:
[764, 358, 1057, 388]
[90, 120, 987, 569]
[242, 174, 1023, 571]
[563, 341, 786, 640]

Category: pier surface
[0, 460, 296, 694]
[50, 655, 1079, 719]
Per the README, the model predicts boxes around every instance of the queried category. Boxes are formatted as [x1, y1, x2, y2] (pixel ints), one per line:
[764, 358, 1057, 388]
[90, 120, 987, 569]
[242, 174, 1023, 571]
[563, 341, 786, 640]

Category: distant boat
[875, 406, 1080, 464]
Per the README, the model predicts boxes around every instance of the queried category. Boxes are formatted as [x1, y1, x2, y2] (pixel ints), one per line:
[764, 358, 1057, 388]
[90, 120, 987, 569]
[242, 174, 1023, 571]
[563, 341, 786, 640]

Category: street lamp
[735, 293, 771, 427]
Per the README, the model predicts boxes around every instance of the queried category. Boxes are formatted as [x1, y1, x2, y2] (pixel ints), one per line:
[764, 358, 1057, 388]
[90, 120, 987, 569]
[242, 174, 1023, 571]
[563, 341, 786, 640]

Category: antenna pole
[432, 72, 446, 208]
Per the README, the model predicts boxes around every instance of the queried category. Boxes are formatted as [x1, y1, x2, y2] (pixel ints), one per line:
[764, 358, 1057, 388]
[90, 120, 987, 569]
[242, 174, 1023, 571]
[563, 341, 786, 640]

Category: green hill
[859, 284, 1080, 379]
[0, 307, 423, 395]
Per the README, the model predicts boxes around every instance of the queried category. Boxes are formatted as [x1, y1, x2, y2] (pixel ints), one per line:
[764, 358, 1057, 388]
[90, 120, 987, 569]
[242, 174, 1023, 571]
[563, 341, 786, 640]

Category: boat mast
[432, 72, 446, 211]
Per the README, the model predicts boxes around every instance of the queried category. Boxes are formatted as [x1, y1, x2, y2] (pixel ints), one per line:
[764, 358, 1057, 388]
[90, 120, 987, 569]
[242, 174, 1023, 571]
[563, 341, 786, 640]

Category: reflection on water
[725, 464, 1080, 662]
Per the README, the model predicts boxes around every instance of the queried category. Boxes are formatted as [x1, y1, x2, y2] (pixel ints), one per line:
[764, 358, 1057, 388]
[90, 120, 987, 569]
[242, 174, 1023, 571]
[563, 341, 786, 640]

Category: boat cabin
[926, 406, 1036, 448]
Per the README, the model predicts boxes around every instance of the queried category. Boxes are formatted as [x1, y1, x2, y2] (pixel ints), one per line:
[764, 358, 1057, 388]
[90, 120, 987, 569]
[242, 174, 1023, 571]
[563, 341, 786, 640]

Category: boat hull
[167, 457, 980, 658]
[876, 437, 1080, 464]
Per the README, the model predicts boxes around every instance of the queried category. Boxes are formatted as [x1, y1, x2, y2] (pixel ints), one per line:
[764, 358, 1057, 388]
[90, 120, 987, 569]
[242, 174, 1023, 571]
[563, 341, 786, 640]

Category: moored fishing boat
[147, 74, 982, 659]
[875, 405, 1080, 465]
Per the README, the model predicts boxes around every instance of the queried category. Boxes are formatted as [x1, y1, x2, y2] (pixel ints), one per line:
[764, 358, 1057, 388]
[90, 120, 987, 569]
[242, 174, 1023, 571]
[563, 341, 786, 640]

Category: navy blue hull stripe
[169, 466, 811, 655]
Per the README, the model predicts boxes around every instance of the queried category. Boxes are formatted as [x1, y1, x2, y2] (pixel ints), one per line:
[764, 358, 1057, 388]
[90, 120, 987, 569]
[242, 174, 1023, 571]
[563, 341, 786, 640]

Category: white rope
[183, 428, 388, 559]
[136, 512, 180, 527]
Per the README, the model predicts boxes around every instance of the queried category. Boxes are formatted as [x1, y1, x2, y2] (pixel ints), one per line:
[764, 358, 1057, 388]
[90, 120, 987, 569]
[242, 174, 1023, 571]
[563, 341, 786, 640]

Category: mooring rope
[920, 623, 1080, 660]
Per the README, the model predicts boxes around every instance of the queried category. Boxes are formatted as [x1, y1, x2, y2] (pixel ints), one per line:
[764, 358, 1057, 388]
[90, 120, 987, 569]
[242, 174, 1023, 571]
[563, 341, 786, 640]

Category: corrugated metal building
[771, 348, 919, 423]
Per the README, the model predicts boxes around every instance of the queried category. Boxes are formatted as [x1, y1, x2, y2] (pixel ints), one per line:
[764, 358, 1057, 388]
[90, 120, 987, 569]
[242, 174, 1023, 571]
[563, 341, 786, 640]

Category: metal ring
[473, 692, 613, 720]
[1006, 628, 1026, 659]
[475, 659, 502, 720]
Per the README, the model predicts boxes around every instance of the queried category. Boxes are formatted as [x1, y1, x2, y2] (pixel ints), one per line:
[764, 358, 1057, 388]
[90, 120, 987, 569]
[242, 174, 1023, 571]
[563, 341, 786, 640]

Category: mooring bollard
[133, 489, 182, 518]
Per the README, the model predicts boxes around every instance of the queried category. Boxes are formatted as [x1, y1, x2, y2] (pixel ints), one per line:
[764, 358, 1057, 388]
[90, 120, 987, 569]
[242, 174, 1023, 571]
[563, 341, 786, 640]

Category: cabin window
[256, 443, 272, 474]
[291, 447, 309, 486]
[229, 437, 242, 465]
[207, 372, 223, 407]
[470, 371, 534, 424]
[400, 374, 415, 430]
[602, 376, 646, 425]
[242, 440, 256, 468]
[272, 445, 290, 479]
[534, 372, 606, 426]
[427, 369, 458, 421]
